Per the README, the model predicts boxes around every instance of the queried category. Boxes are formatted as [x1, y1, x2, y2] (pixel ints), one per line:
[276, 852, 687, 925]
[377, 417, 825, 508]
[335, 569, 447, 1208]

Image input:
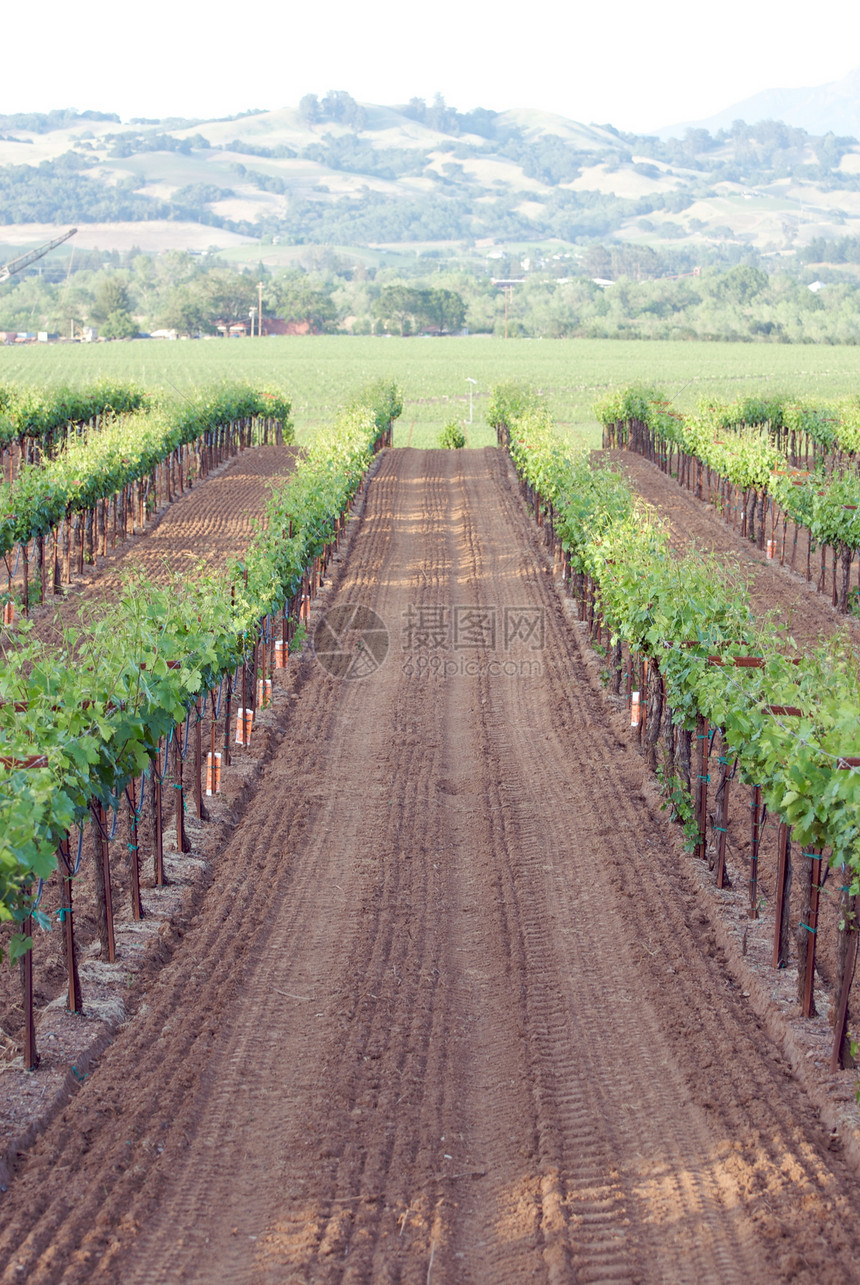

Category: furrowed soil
[3, 447, 860, 1283]
[20, 443, 299, 650]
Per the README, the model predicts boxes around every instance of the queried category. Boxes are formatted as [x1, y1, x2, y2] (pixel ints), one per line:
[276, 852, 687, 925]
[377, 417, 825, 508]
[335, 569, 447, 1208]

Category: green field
[3, 336, 860, 448]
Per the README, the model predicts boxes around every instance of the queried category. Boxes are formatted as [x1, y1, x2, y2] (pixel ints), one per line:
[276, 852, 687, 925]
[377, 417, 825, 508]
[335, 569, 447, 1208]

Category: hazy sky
[6, 0, 860, 132]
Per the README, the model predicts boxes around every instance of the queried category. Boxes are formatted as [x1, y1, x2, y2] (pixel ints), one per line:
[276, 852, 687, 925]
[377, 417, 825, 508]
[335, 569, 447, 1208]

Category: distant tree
[719, 264, 768, 304]
[374, 284, 416, 334]
[518, 134, 582, 185]
[274, 272, 338, 331]
[173, 183, 234, 208]
[582, 246, 613, 279]
[90, 276, 131, 324]
[203, 269, 258, 325]
[425, 93, 459, 135]
[131, 253, 156, 309]
[159, 283, 210, 334]
[458, 107, 500, 140]
[101, 309, 138, 339]
[402, 98, 427, 124]
[374, 285, 465, 333]
[609, 244, 661, 281]
[423, 287, 466, 331]
[683, 127, 718, 154]
[298, 94, 321, 124]
[320, 90, 366, 129]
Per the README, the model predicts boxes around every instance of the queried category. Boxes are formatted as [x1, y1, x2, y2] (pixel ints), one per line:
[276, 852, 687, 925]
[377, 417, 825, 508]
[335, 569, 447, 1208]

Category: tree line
[1, 248, 857, 344]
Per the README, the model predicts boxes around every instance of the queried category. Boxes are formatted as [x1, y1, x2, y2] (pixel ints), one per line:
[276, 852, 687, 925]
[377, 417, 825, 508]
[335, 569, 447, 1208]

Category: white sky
[5, 0, 860, 133]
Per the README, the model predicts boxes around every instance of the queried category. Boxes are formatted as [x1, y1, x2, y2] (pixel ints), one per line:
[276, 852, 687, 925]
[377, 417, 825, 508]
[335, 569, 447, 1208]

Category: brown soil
[0, 444, 297, 1049]
[2, 447, 860, 1282]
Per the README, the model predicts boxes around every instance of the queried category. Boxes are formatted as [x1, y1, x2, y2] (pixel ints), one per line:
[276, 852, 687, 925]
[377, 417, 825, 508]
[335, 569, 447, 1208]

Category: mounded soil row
[2, 448, 860, 1283]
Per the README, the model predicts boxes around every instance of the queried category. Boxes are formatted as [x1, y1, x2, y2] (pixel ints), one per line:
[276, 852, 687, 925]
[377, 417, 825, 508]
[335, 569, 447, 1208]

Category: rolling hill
[2, 88, 860, 266]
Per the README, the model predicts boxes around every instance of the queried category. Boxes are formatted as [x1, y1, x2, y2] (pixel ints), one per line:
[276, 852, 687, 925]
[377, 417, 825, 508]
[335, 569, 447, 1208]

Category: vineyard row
[490, 382, 860, 1073]
[596, 387, 860, 612]
[0, 381, 402, 1072]
[0, 386, 294, 614]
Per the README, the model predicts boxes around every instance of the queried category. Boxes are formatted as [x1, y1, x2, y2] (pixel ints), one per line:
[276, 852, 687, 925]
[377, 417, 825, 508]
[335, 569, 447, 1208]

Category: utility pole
[466, 377, 476, 424]
[257, 280, 263, 336]
[491, 278, 523, 340]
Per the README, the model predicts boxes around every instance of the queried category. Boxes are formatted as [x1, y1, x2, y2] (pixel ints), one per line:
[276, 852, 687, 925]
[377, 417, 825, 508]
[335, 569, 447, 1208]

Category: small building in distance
[216, 320, 250, 338]
[263, 317, 310, 336]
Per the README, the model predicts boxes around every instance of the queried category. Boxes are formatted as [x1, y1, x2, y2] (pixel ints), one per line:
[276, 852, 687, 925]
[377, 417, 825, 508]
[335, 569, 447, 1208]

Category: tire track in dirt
[467, 450, 860, 1283]
[437, 452, 760, 1284]
[2, 449, 860, 1282]
[607, 448, 859, 650]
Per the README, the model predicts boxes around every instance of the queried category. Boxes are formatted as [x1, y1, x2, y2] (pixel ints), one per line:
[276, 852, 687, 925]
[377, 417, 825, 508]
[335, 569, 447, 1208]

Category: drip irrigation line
[158, 728, 173, 777]
[91, 801, 120, 843]
[72, 824, 84, 875]
[124, 769, 149, 819]
[213, 675, 225, 720]
[179, 707, 192, 761]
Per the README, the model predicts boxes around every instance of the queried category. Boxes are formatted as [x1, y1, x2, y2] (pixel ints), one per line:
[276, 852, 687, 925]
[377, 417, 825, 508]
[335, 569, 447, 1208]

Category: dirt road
[2, 447, 860, 1283]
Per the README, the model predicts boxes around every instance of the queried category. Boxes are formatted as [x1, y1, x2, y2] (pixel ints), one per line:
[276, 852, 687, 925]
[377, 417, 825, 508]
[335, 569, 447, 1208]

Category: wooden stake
[749, 786, 762, 919]
[715, 767, 731, 889]
[773, 823, 792, 969]
[799, 849, 822, 1018]
[58, 836, 82, 1011]
[153, 753, 165, 886]
[128, 778, 143, 921]
[831, 889, 858, 1072]
[93, 802, 116, 963]
[21, 890, 38, 1070]
[695, 718, 709, 861]
[174, 723, 190, 853]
